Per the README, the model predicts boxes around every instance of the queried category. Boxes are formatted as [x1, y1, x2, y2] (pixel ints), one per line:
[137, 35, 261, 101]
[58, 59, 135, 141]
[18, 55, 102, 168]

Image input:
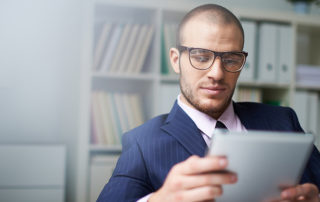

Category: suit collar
[160, 101, 207, 157]
[160, 101, 267, 157]
[233, 102, 268, 130]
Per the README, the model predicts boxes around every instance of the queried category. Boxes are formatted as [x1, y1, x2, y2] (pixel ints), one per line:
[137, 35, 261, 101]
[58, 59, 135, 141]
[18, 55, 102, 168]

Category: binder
[239, 21, 257, 82]
[158, 83, 180, 115]
[292, 91, 309, 130]
[257, 23, 278, 82]
[89, 155, 119, 202]
[278, 25, 293, 84]
[307, 92, 318, 135]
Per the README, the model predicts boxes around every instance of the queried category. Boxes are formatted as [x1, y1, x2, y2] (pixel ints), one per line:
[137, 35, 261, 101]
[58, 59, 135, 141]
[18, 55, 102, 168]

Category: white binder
[278, 25, 293, 84]
[258, 23, 278, 82]
[239, 21, 257, 82]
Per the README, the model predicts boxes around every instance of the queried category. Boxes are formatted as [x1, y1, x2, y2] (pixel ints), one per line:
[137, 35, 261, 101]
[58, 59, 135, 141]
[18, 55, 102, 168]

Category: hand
[271, 183, 319, 202]
[149, 155, 237, 202]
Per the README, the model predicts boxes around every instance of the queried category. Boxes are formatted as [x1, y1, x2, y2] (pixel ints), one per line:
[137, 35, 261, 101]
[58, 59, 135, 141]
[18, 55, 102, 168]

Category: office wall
[0, 0, 83, 201]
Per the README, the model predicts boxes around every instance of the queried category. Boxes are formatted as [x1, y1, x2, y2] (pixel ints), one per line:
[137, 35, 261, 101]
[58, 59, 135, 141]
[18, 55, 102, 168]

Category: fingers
[174, 155, 228, 175]
[174, 172, 237, 190]
[174, 186, 223, 202]
[281, 183, 319, 201]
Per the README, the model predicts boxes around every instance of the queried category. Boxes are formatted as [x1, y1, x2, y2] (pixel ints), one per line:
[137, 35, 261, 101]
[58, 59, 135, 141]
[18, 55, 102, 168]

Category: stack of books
[93, 22, 154, 74]
[161, 23, 178, 75]
[91, 91, 145, 145]
[236, 88, 262, 103]
[296, 64, 320, 87]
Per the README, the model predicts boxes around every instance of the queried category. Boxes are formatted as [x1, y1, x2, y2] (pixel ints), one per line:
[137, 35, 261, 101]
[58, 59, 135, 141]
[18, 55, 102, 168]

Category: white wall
[0, 0, 83, 201]
[0, 0, 319, 201]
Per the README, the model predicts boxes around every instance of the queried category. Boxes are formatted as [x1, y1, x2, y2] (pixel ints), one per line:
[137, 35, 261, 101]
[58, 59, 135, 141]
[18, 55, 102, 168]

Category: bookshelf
[76, 1, 320, 201]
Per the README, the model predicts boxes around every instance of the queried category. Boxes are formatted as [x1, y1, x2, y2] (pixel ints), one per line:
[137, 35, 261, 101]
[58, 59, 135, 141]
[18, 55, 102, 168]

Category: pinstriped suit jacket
[97, 101, 320, 202]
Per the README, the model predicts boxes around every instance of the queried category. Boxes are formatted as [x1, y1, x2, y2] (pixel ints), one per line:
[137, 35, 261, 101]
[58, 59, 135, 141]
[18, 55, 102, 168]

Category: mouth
[200, 85, 227, 96]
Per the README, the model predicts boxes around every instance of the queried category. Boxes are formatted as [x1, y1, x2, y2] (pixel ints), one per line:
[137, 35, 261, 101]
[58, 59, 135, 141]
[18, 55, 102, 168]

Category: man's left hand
[273, 183, 319, 202]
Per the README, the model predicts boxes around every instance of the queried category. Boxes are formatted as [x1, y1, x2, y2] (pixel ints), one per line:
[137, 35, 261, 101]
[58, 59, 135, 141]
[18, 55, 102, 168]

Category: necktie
[215, 121, 228, 130]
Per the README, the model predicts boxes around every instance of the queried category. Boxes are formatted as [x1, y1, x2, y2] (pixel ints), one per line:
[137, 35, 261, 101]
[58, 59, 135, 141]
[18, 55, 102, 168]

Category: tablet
[207, 130, 314, 202]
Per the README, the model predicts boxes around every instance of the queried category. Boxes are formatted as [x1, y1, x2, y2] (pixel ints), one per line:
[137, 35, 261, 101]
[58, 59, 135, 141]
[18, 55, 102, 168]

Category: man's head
[170, 4, 246, 119]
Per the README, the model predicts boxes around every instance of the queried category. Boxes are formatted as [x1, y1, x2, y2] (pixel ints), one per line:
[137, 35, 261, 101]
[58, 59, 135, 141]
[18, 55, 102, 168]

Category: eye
[191, 55, 211, 63]
[223, 59, 239, 64]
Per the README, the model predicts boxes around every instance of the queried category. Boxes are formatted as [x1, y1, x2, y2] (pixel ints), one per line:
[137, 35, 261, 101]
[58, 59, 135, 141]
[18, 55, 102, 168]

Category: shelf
[91, 72, 156, 81]
[160, 74, 179, 83]
[235, 7, 320, 26]
[296, 83, 320, 91]
[238, 80, 290, 89]
[89, 144, 122, 153]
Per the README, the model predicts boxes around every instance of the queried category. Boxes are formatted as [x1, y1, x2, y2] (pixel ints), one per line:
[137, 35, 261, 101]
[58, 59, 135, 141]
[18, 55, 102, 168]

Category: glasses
[177, 45, 248, 73]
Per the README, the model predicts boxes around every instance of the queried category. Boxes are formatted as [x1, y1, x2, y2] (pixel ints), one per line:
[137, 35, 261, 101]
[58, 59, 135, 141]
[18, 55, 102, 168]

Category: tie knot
[215, 121, 228, 130]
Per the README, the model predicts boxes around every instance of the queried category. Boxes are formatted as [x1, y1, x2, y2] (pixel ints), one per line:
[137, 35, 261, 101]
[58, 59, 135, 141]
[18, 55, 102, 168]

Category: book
[118, 24, 140, 73]
[122, 93, 136, 129]
[163, 23, 173, 75]
[132, 25, 155, 73]
[161, 25, 169, 75]
[93, 23, 113, 71]
[168, 23, 178, 75]
[106, 93, 122, 143]
[91, 92, 107, 144]
[126, 24, 149, 73]
[97, 92, 115, 145]
[108, 23, 132, 73]
[129, 94, 145, 126]
[293, 91, 309, 130]
[99, 24, 124, 73]
[112, 93, 130, 134]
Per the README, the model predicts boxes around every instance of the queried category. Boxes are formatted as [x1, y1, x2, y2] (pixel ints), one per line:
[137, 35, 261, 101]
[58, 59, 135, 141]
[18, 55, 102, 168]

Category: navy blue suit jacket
[98, 102, 320, 201]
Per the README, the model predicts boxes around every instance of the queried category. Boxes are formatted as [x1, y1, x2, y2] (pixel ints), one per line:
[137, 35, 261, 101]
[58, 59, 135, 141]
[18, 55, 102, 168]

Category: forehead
[180, 17, 243, 52]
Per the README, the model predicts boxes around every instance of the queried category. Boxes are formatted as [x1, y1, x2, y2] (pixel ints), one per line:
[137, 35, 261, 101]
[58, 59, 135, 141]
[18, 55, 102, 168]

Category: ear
[169, 47, 180, 74]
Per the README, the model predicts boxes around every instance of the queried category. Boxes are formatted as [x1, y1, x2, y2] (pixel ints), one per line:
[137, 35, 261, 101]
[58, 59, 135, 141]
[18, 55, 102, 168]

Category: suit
[97, 101, 320, 201]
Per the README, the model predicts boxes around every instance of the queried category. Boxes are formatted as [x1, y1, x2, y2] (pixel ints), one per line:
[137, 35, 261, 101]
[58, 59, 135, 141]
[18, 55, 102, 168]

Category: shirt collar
[177, 94, 238, 138]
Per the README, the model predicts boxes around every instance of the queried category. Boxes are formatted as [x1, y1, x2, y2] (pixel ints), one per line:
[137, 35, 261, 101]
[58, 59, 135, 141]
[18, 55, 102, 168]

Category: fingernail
[219, 159, 227, 166]
[231, 175, 237, 182]
[281, 191, 289, 198]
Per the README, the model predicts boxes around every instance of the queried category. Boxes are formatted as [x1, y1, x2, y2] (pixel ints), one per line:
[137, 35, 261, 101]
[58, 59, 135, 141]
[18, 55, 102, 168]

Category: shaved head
[177, 4, 244, 49]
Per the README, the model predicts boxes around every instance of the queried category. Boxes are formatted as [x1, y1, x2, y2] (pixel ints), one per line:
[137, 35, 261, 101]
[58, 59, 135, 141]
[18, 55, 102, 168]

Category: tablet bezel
[207, 130, 314, 202]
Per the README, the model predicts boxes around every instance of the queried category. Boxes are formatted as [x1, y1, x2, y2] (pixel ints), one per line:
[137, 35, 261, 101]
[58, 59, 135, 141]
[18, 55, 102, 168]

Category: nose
[206, 56, 225, 81]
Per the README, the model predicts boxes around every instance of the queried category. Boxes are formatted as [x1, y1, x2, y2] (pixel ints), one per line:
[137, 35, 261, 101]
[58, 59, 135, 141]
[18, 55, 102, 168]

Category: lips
[200, 85, 226, 96]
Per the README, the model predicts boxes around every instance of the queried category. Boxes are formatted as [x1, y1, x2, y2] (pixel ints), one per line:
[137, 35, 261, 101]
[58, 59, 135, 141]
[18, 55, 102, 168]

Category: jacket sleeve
[97, 132, 153, 202]
[289, 107, 320, 189]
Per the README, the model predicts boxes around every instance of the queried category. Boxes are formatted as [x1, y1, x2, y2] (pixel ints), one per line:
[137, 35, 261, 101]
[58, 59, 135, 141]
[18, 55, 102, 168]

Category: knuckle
[207, 187, 216, 197]
[216, 186, 223, 196]
[188, 156, 200, 170]
[171, 179, 183, 190]
[171, 164, 182, 174]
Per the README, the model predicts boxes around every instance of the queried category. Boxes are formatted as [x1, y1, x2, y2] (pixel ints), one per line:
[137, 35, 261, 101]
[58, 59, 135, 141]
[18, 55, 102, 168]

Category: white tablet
[207, 130, 314, 202]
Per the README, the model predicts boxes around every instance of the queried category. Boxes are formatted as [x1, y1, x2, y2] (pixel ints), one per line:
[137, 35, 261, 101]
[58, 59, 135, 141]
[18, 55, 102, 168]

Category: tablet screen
[207, 130, 314, 202]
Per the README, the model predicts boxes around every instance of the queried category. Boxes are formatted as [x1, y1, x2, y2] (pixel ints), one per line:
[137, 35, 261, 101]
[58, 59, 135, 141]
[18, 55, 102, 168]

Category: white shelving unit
[76, 1, 320, 201]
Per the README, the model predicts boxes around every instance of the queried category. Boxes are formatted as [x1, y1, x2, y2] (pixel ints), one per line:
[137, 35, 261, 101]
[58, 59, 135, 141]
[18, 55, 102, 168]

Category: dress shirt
[177, 94, 246, 146]
[137, 95, 246, 202]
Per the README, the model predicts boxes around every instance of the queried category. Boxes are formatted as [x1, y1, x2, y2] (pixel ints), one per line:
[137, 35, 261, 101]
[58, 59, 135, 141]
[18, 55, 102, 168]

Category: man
[98, 4, 320, 202]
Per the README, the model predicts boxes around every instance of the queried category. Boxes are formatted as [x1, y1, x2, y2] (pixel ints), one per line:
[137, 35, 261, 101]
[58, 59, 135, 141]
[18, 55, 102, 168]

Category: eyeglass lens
[189, 48, 245, 72]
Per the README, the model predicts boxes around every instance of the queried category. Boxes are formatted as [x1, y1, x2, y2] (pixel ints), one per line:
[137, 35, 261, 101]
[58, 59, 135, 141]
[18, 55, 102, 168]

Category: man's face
[170, 18, 243, 119]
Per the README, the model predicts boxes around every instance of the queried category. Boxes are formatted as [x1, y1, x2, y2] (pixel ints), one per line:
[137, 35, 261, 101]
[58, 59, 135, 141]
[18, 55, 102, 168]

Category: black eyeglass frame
[177, 45, 248, 73]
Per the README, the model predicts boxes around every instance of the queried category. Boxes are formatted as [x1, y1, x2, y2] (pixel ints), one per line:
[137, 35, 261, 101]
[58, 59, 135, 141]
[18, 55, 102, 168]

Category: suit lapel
[233, 102, 269, 130]
[160, 102, 207, 157]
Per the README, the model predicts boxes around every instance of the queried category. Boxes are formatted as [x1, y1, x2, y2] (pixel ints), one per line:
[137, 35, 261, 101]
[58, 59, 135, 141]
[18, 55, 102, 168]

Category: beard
[179, 74, 234, 119]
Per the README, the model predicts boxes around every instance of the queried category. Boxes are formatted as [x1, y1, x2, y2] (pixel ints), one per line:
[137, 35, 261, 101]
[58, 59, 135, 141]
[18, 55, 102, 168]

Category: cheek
[225, 73, 240, 88]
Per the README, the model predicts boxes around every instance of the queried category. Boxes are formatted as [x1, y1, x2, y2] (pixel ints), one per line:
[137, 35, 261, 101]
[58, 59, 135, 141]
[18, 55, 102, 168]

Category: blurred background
[0, 0, 319, 201]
